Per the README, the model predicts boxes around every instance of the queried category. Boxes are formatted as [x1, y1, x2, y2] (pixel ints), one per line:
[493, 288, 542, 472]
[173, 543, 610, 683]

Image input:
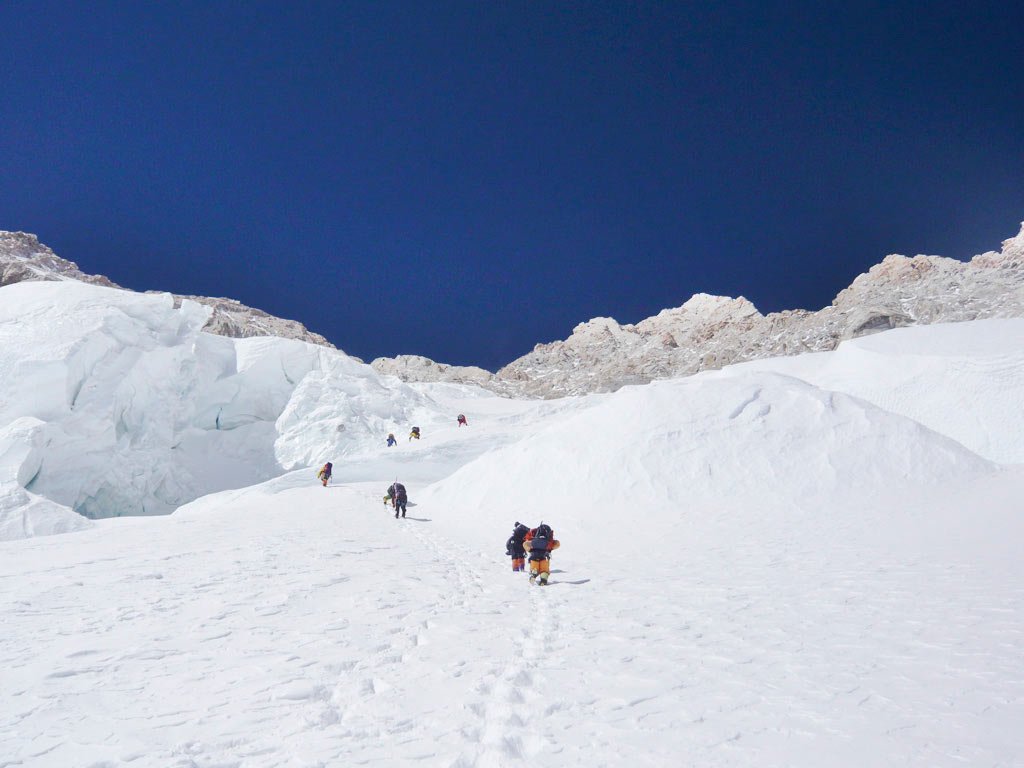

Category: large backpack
[512, 522, 529, 544]
[530, 524, 553, 555]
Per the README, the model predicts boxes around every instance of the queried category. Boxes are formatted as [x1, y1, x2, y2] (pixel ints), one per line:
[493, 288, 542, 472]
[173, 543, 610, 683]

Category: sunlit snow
[1, 280, 1022, 767]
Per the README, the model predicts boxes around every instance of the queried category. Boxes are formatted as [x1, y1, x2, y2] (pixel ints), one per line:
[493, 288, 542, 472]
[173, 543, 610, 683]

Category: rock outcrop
[370, 355, 502, 391]
[491, 223, 1024, 397]
[0, 231, 119, 289]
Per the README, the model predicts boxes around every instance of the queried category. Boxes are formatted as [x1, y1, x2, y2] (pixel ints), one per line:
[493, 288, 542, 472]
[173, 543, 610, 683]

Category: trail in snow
[3, 463, 1023, 767]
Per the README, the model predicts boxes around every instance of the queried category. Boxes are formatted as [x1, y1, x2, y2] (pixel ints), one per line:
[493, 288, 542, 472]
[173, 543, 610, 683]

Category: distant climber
[457, 414, 468, 427]
[317, 462, 333, 487]
[386, 433, 397, 447]
[524, 523, 560, 585]
[409, 426, 421, 441]
[388, 482, 408, 518]
[505, 521, 531, 572]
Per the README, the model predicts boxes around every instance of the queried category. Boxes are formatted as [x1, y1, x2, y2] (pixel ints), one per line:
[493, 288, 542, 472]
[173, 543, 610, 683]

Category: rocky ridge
[0, 231, 334, 349]
[369, 355, 503, 392]
[5, 226, 1023, 399]
[373, 223, 1024, 397]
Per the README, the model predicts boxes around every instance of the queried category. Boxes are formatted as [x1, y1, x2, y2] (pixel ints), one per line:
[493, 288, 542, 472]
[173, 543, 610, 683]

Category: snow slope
[728, 319, 1024, 463]
[1, 294, 1023, 766]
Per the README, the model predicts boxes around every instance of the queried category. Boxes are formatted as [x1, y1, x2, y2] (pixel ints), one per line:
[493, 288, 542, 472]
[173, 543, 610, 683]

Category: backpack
[512, 522, 529, 543]
[535, 523, 552, 539]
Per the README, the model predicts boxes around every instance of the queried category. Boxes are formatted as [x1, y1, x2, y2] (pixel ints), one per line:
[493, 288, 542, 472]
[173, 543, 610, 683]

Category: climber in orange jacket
[523, 523, 560, 586]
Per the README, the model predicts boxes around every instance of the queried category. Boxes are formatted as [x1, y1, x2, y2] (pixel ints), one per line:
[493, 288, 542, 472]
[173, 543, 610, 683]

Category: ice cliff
[0, 280, 450, 532]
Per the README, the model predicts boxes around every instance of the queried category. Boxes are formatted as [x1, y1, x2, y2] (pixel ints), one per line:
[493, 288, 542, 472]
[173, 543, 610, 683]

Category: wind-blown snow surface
[2, 308, 1024, 765]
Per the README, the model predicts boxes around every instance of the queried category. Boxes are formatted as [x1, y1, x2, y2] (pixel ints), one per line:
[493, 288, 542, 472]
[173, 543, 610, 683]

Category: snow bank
[421, 371, 996, 554]
[0, 482, 92, 539]
[730, 319, 1024, 463]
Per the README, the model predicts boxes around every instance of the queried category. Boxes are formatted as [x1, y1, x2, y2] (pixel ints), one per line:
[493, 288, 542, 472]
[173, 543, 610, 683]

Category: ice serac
[489, 223, 1024, 397]
[274, 351, 441, 469]
[0, 230, 334, 348]
[0, 280, 448, 534]
[0, 482, 92, 540]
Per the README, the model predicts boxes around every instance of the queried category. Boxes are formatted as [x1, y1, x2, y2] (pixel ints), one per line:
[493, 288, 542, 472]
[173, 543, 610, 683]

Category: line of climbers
[383, 415, 468, 447]
[317, 412, 563, 586]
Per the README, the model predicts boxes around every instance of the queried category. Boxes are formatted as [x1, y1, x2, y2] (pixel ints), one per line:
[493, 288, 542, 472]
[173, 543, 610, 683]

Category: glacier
[1, 277, 1023, 766]
[0, 280, 454, 530]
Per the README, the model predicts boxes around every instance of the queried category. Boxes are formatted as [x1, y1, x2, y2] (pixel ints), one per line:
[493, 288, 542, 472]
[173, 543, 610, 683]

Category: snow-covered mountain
[2, 286, 1022, 764]
[6, 225, 1024, 399]
[0, 231, 334, 348]
[374, 223, 1024, 397]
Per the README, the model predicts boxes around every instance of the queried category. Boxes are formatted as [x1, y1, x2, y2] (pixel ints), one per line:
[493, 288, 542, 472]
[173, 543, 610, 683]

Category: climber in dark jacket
[388, 482, 408, 518]
[505, 522, 531, 572]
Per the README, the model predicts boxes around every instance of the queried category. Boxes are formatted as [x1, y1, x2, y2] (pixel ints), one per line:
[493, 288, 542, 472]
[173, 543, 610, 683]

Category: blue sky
[2, 1, 1022, 369]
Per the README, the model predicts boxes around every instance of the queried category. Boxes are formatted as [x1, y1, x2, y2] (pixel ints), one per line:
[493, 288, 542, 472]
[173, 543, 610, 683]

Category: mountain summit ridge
[0, 231, 334, 350]
[376, 223, 1024, 396]
[4, 225, 1023, 398]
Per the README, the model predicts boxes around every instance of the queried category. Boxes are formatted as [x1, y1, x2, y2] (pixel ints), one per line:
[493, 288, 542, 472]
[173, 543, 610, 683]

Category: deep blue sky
[2, 2, 1023, 369]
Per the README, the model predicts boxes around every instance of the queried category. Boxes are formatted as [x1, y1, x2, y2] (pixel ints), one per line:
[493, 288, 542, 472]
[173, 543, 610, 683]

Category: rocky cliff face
[0, 231, 334, 349]
[0, 231, 120, 288]
[491, 223, 1024, 397]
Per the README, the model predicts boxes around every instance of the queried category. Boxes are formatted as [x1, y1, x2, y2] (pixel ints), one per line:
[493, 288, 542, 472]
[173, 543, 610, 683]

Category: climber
[523, 523, 560, 585]
[316, 462, 333, 487]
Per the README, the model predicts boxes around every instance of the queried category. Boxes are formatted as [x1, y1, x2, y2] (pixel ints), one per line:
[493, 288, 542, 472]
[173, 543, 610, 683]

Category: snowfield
[1, 281, 1022, 766]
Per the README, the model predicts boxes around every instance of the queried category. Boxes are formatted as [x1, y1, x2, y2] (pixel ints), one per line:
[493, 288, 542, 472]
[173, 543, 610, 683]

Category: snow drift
[729, 319, 1024, 463]
[419, 370, 998, 555]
